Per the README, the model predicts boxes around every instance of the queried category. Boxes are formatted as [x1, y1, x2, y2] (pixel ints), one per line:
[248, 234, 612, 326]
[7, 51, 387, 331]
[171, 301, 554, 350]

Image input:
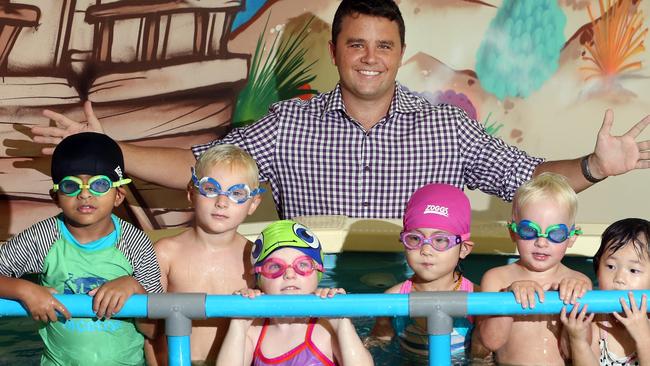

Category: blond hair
[512, 172, 578, 223]
[194, 144, 260, 188]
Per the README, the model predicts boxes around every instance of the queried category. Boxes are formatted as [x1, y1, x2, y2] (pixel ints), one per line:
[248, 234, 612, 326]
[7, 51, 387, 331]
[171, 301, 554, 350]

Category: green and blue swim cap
[251, 220, 324, 280]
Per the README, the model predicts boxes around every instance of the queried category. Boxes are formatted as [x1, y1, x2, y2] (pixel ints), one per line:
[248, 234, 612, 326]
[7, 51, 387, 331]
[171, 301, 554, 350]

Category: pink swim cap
[403, 183, 471, 240]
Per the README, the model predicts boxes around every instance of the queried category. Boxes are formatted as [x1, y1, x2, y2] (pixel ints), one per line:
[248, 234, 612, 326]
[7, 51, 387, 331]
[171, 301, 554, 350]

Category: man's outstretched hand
[590, 109, 650, 179]
[33, 101, 104, 155]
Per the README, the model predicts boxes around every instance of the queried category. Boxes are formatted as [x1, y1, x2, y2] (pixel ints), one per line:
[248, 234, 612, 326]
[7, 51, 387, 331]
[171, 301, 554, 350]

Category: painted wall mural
[1, 0, 648, 241]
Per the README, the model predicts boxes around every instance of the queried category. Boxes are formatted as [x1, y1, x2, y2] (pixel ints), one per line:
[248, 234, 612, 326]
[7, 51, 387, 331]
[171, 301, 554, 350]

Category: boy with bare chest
[142, 144, 264, 365]
[479, 173, 592, 365]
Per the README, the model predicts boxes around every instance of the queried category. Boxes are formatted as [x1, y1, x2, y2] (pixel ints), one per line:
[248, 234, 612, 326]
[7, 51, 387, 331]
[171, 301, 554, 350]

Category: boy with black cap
[0, 132, 163, 365]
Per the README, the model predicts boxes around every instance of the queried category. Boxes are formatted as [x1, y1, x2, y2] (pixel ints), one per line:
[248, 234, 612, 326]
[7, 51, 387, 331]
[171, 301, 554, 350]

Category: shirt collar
[322, 82, 422, 121]
[391, 82, 422, 115]
[323, 83, 346, 118]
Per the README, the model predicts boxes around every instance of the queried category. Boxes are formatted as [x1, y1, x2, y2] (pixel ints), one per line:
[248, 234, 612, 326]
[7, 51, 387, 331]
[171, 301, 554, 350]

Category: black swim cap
[51, 132, 126, 184]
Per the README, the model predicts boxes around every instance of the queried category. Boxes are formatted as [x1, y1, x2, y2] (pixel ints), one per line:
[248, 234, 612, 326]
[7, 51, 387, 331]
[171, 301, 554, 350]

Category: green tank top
[38, 220, 145, 366]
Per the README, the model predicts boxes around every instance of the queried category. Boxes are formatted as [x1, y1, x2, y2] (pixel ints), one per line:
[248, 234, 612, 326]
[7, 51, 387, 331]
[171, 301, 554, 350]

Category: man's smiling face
[329, 13, 404, 105]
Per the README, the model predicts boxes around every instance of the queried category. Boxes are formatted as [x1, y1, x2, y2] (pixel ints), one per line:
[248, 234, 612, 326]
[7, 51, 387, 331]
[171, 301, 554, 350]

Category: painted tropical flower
[581, 0, 648, 81]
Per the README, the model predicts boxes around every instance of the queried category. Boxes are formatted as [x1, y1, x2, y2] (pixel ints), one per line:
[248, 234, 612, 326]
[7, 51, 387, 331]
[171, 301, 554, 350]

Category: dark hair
[331, 0, 405, 46]
[593, 218, 650, 274]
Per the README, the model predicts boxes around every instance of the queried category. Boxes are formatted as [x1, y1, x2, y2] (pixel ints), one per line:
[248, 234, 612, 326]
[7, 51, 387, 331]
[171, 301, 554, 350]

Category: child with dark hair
[368, 183, 490, 362]
[0, 132, 163, 365]
[561, 218, 650, 366]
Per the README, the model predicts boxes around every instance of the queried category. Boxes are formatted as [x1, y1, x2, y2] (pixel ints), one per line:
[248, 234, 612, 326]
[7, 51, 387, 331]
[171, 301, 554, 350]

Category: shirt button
[362, 202, 370, 207]
[364, 165, 370, 172]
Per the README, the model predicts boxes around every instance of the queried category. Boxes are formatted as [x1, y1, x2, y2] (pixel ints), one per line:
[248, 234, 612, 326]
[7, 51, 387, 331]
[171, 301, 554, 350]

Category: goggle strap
[250, 187, 266, 196]
[112, 178, 132, 188]
[190, 167, 200, 186]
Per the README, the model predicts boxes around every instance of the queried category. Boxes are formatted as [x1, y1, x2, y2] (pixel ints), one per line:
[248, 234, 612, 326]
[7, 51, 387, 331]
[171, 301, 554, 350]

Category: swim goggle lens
[253, 255, 323, 279]
[509, 220, 582, 244]
[191, 167, 265, 204]
[53, 175, 131, 197]
[400, 231, 464, 251]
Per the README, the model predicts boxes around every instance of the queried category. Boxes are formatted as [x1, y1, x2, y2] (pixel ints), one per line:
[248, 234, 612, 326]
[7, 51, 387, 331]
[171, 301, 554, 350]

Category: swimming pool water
[321, 252, 596, 366]
[0, 252, 596, 365]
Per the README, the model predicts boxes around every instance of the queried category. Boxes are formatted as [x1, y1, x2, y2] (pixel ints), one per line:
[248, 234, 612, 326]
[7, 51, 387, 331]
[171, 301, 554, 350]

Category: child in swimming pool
[368, 183, 490, 361]
[479, 172, 592, 365]
[561, 218, 650, 366]
[0, 132, 163, 365]
[138, 144, 264, 365]
[215, 219, 374, 366]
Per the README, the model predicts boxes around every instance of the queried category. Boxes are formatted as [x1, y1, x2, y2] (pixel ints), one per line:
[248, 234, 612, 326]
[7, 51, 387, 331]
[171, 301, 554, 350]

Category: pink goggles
[253, 255, 324, 279]
[400, 231, 466, 251]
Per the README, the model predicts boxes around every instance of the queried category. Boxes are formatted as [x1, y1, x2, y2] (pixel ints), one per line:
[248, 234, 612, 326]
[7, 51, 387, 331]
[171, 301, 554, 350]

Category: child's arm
[559, 303, 598, 365]
[367, 283, 401, 344]
[612, 292, 650, 366]
[98, 223, 162, 330]
[216, 289, 260, 366]
[0, 275, 71, 322]
[0, 224, 70, 322]
[470, 322, 494, 361]
[477, 267, 544, 352]
[467, 283, 494, 361]
[137, 239, 172, 339]
[137, 238, 172, 366]
[120, 222, 165, 295]
[368, 317, 394, 341]
[317, 288, 374, 366]
[330, 317, 375, 366]
[88, 275, 145, 319]
[215, 318, 256, 366]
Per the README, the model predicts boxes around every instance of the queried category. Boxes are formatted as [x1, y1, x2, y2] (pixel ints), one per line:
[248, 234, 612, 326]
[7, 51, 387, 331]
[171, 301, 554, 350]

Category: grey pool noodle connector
[409, 292, 468, 335]
[148, 293, 206, 336]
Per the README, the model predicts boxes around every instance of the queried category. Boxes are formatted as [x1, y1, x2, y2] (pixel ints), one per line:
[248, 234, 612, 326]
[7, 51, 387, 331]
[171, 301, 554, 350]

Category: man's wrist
[580, 155, 606, 183]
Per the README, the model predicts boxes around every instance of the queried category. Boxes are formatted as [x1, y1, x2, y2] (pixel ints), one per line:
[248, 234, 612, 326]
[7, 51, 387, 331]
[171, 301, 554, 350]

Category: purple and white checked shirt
[192, 82, 544, 219]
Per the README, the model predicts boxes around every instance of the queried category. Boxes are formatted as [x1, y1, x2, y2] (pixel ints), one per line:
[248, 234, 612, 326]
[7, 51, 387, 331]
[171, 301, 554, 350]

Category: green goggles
[509, 220, 582, 244]
[52, 175, 131, 197]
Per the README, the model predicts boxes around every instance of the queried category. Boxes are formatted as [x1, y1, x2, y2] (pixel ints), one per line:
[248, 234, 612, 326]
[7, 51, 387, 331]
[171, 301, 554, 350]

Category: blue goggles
[191, 167, 265, 204]
[509, 220, 582, 244]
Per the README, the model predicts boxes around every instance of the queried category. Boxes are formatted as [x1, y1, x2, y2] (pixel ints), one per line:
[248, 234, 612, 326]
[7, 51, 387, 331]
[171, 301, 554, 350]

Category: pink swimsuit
[393, 276, 475, 356]
[252, 318, 338, 366]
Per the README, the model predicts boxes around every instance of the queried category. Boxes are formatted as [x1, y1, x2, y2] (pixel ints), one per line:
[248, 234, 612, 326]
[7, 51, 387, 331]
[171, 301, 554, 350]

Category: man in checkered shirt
[35, 0, 650, 220]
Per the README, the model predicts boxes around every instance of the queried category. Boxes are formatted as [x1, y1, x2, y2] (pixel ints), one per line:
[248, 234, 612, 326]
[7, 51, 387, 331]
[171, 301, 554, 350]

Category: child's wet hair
[193, 144, 260, 187]
[593, 218, 650, 274]
[512, 172, 578, 222]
